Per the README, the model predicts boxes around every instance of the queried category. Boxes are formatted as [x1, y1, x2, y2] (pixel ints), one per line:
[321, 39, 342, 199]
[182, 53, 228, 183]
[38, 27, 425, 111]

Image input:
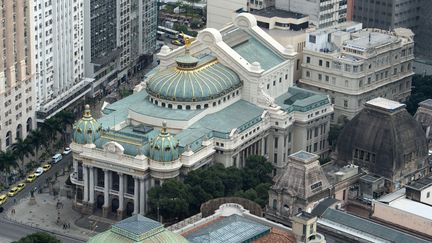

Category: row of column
[236, 137, 266, 167]
[81, 165, 147, 215]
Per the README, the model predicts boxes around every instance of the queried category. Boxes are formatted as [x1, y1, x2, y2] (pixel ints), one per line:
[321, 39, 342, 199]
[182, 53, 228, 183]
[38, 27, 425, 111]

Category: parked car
[34, 167, 44, 177]
[7, 187, 19, 197]
[26, 174, 36, 183]
[42, 164, 51, 171]
[171, 39, 183, 46]
[62, 147, 71, 155]
[0, 195, 7, 205]
[52, 153, 63, 163]
[16, 183, 25, 192]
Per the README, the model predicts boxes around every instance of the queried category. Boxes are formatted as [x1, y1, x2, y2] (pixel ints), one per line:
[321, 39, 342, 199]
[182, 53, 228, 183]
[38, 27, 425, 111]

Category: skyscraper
[84, 0, 158, 96]
[33, 0, 91, 121]
[0, 0, 36, 150]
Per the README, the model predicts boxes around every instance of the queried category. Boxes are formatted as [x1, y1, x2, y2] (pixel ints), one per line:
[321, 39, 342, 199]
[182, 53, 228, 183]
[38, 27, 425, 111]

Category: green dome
[149, 121, 179, 162]
[73, 105, 102, 144]
[146, 55, 242, 102]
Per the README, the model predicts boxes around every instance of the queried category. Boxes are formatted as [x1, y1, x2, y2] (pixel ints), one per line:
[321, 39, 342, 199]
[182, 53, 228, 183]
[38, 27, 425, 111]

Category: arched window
[186, 105, 191, 110]
[162, 102, 166, 107]
[26, 118, 32, 132]
[213, 102, 216, 107]
[168, 104, 173, 109]
[196, 105, 201, 109]
[5, 131, 12, 147]
[272, 199, 277, 210]
[204, 104, 209, 108]
[16, 124, 22, 139]
[177, 105, 182, 110]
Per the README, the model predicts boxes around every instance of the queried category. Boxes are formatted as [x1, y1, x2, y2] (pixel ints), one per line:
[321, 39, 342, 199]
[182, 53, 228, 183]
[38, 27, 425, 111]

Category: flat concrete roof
[389, 197, 432, 221]
[252, 7, 306, 19]
[345, 31, 398, 51]
[406, 176, 432, 191]
[365, 97, 405, 112]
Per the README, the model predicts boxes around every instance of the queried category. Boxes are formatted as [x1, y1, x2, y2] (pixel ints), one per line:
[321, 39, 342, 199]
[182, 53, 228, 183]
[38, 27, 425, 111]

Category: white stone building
[0, 0, 36, 150]
[33, 0, 92, 121]
[300, 23, 415, 123]
[69, 14, 333, 219]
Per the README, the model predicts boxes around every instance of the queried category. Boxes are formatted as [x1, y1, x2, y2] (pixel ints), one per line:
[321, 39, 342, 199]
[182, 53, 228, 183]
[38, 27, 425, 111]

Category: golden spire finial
[181, 32, 192, 49]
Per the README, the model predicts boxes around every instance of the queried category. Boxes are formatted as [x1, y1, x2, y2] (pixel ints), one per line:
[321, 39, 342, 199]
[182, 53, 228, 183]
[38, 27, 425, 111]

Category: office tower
[33, 0, 91, 121]
[0, 0, 36, 150]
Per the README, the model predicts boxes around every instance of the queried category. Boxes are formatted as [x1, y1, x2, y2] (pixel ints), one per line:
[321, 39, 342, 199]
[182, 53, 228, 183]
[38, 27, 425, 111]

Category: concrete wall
[372, 201, 432, 237]
[207, 0, 247, 29]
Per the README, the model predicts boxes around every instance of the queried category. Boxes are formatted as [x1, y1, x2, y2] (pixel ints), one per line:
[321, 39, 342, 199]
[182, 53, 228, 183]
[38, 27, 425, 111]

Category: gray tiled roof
[322, 209, 429, 243]
[114, 214, 162, 235]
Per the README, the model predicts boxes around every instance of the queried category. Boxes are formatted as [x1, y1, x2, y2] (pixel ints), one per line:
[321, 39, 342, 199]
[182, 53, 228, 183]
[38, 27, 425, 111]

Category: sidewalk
[6, 194, 95, 241]
[5, 173, 115, 241]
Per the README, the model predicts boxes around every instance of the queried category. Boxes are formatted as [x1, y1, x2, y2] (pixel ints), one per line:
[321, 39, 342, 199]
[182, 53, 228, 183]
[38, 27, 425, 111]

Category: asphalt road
[0, 153, 86, 243]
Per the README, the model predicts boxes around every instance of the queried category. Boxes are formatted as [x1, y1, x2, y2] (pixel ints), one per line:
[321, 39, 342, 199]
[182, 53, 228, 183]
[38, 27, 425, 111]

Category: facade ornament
[258, 83, 277, 108]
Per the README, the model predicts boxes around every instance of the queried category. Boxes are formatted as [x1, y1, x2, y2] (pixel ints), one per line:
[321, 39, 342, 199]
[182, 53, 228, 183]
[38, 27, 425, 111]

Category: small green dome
[149, 121, 179, 162]
[73, 105, 102, 144]
[146, 54, 242, 102]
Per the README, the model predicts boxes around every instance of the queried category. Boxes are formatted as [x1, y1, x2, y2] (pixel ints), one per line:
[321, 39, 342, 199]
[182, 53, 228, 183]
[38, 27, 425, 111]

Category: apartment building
[275, 0, 348, 28]
[0, 0, 36, 150]
[300, 22, 415, 123]
[84, 0, 158, 97]
[33, 0, 92, 122]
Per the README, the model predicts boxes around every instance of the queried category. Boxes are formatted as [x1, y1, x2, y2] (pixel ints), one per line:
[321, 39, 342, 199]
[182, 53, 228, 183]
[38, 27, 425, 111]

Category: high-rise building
[33, 0, 92, 122]
[353, 0, 422, 31]
[0, 0, 36, 150]
[84, 0, 158, 97]
[275, 0, 348, 28]
[300, 22, 415, 123]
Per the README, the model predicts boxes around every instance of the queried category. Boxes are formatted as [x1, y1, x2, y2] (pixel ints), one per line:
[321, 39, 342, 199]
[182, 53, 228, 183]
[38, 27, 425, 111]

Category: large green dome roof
[146, 55, 242, 102]
[73, 105, 102, 144]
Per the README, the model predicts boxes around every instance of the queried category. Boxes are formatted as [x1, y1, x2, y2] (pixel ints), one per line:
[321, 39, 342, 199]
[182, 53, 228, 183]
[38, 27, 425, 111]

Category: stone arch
[126, 201, 134, 217]
[26, 117, 33, 133]
[16, 124, 22, 139]
[96, 195, 104, 209]
[111, 198, 119, 212]
[5, 131, 12, 147]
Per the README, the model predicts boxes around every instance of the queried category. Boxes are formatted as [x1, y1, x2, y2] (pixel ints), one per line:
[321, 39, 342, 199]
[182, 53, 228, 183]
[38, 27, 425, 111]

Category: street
[0, 153, 86, 243]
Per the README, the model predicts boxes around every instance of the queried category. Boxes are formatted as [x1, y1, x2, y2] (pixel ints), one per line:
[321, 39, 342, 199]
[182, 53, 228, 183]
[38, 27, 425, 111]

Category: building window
[344, 100, 348, 108]
[326, 61, 330, 68]
[309, 35, 316, 44]
[306, 56, 311, 63]
[306, 71, 310, 77]
[318, 74, 322, 81]
[274, 153, 277, 164]
[274, 137, 278, 149]
[5, 131, 12, 147]
[427, 192, 430, 198]
[177, 105, 182, 110]
[313, 142, 318, 152]
[319, 60, 323, 66]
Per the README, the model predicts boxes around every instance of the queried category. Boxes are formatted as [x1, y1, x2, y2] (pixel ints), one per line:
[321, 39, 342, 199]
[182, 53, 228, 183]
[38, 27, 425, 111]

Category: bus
[157, 30, 165, 40]
[158, 26, 179, 40]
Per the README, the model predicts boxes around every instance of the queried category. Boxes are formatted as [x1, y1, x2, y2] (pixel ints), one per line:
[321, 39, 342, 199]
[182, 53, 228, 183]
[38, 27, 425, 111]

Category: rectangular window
[344, 100, 348, 108]
[314, 142, 318, 152]
[306, 56, 311, 63]
[314, 127, 319, 137]
[326, 61, 330, 68]
[309, 35, 316, 43]
[318, 74, 322, 80]
[319, 60, 323, 66]
[274, 137, 278, 149]
[306, 71, 310, 77]
[274, 153, 278, 164]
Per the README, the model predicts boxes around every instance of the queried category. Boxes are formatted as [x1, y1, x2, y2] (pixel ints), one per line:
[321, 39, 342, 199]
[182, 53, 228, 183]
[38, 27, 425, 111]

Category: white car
[34, 167, 44, 177]
[62, 147, 71, 155]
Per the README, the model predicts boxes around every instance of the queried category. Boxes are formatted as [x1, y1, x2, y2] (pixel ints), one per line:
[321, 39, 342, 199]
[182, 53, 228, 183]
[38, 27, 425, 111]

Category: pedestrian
[67, 222, 70, 229]
[13, 198, 16, 204]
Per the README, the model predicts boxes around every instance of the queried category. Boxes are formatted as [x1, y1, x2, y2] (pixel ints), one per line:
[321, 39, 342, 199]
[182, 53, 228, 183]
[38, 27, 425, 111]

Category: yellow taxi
[7, 187, 19, 197]
[0, 194, 7, 205]
[42, 163, 51, 171]
[16, 182, 25, 192]
[26, 173, 36, 183]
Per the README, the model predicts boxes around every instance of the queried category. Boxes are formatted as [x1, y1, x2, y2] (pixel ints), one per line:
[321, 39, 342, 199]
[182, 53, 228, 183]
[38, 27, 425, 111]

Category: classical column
[83, 165, 88, 202]
[73, 159, 78, 173]
[139, 179, 145, 215]
[236, 153, 240, 168]
[133, 177, 139, 215]
[118, 173, 124, 218]
[89, 167, 95, 204]
[261, 138, 265, 155]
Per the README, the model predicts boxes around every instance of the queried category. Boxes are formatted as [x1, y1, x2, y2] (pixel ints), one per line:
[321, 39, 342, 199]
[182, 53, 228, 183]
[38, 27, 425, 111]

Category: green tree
[0, 150, 17, 186]
[242, 155, 273, 189]
[147, 179, 192, 221]
[11, 138, 35, 172]
[26, 129, 48, 160]
[406, 74, 432, 114]
[12, 232, 61, 243]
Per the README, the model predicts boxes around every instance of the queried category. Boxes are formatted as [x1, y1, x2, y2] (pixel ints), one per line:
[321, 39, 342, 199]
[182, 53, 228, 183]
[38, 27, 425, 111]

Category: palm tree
[55, 110, 75, 146]
[27, 129, 46, 160]
[0, 150, 18, 187]
[11, 138, 35, 173]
